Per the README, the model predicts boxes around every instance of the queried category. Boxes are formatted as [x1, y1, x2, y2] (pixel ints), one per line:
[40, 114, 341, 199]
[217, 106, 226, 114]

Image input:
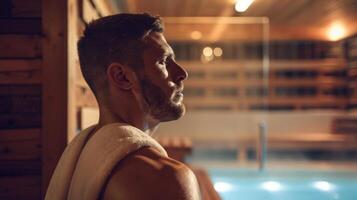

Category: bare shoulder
[100, 147, 201, 200]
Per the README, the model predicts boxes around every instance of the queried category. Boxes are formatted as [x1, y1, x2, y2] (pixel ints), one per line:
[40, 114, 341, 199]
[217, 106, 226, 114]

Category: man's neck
[97, 103, 159, 135]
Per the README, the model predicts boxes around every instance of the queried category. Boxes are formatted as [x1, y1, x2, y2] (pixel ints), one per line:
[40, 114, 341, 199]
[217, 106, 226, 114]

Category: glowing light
[327, 23, 346, 41]
[214, 182, 234, 192]
[213, 47, 223, 57]
[200, 54, 213, 63]
[202, 47, 213, 57]
[235, 0, 254, 12]
[261, 181, 282, 192]
[190, 31, 202, 40]
[313, 181, 335, 191]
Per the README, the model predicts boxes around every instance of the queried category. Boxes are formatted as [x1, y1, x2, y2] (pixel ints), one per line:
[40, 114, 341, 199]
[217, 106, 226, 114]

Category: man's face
[135, 32, 188, 122]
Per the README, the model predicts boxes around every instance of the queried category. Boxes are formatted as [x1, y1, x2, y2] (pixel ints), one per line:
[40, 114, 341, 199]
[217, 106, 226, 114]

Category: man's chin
[154, 103, 186, 122]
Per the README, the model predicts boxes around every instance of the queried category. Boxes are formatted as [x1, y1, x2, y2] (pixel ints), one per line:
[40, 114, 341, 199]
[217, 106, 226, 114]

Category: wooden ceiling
[113, 0, 357, 41]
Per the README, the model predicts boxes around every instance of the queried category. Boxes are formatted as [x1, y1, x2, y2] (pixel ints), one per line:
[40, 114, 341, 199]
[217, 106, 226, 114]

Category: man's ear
[106, 63, 135, 90]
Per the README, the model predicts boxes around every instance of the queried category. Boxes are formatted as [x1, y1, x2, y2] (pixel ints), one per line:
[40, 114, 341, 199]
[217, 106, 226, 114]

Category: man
[45, 13, 201, 200]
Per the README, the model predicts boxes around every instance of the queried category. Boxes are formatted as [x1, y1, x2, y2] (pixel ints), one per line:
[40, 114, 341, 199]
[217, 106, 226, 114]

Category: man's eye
[158, 58, 167, 65]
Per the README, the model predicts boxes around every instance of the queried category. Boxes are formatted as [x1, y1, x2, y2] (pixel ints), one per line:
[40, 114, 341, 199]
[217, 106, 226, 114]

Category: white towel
[45, 123, 168, 200]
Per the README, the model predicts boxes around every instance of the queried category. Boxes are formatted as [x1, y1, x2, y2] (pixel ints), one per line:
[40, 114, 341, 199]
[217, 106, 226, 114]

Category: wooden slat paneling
[0, 18, 41, 34]
[0, 139, 41, 160]
[0, 35, 41, 58]
[0, 59, 42, 84]
[10, 0, 42, 17]
[42, 0, 72, 194]
[91, 0, 113, 16]
[0, 95, 41, 114]
[0, 70, 42, 84]
[0, 176, 41, 200]
[0, 59, 41, 71]
[0, 114, 41, 129]
[0, 84, 41, 95]
[82, 0, 100, 23]
[0, 160, 41, 176]
[0, 129, 41, 160]
[0, 129, 40, 142]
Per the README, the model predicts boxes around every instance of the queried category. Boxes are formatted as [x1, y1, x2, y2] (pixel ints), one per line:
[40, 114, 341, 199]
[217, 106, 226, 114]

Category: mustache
[174, 84, 184, 93]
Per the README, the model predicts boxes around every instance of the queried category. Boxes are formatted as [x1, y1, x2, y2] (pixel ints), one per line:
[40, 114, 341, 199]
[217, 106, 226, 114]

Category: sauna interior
[1, 0, 357, 199]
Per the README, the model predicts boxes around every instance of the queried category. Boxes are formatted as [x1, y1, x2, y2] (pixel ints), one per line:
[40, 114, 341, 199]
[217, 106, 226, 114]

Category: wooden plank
[82, 0, 100, 23]
[0, 59, 41, 72]
[0, 70, 42, 84]
[68, 0, 80, 142]
[0, 95, 41, 114]
[91, 0, 114, 16]
[0, 129, 41, 161]
[0, 129, 40, 142]
[349, 47, 357, 58]
[0, 176, 41, 200]
[185, 79, 346, 88]
[0, 160, 41, 176]
[0, 35, 42, 58]
[0, 84, 41, 95]
[0, 138, 41, 160]
[181, 59, 346, 70]
[0, 114, 41, 129]
[42, 0, 75, 195]
[0, 18, 41, 34]
[9, 0, 42, 17]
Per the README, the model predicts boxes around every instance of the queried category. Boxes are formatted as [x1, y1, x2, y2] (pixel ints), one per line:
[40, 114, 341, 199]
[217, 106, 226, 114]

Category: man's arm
[100, 147, 201, 200]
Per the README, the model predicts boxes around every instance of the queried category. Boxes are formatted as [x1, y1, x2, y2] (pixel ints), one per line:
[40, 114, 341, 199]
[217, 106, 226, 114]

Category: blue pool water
[208, 168, 357, 200]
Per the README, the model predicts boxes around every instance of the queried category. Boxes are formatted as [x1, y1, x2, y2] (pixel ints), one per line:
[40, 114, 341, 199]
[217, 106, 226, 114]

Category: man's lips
[173, 89, 184, 102]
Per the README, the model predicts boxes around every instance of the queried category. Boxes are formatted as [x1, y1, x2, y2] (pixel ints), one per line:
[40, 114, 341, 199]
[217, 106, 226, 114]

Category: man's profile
[45, 13, 200, 200]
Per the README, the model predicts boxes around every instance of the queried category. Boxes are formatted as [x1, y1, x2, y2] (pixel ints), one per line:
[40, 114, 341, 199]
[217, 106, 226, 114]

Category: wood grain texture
[123, 0, 357, 40]
[0, 160, 41, 176]
[0, 138, 41, 160]
[41, 0, 70, 195]
[7, 0, 42, 17]
[0, 18, 41, 34]
[0, 59, 42, 83]
[0, 176, 41, 200]
[0, 35, 41, 58]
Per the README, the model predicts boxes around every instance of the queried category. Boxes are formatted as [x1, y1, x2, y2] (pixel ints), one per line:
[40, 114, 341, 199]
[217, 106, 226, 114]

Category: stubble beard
[139, 78, 185, 122]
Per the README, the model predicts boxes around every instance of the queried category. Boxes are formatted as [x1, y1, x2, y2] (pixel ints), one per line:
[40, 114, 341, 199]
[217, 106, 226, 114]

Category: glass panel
[156, 17, 270, 170]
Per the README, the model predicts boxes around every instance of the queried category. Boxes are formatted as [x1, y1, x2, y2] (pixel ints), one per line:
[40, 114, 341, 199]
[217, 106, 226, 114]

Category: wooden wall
[346, 34, 357, 109]
[170, 41, 348, 111]
[0, 0, 113, 199]
[0, 0, 43, 199]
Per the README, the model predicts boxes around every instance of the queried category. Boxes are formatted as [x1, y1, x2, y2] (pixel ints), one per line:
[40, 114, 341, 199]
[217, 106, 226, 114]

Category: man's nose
[173, 62, 188, 83]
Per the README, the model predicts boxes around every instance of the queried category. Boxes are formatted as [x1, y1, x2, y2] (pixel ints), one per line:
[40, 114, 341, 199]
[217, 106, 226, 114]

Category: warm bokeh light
[190, 31, 202, 40]
[214, 182, 234, 192]
[203, 47, 213, 57]
[261, 181, 282, 192]
[213, 47, 223, 57]
[327, 22, 346, 41]
[235, 0, 254, 12]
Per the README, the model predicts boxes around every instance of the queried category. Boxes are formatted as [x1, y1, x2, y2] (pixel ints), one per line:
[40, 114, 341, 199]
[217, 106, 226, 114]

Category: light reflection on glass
[261, 181, 282, 192]
[214, 181, 234, 192]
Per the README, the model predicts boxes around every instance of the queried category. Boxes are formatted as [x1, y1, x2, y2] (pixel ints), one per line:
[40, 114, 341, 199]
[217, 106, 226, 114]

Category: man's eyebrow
[164, 49, 175, 59]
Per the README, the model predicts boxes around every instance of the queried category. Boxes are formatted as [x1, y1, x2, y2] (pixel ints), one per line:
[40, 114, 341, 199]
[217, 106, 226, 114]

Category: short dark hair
[77, 13, 163, 96]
